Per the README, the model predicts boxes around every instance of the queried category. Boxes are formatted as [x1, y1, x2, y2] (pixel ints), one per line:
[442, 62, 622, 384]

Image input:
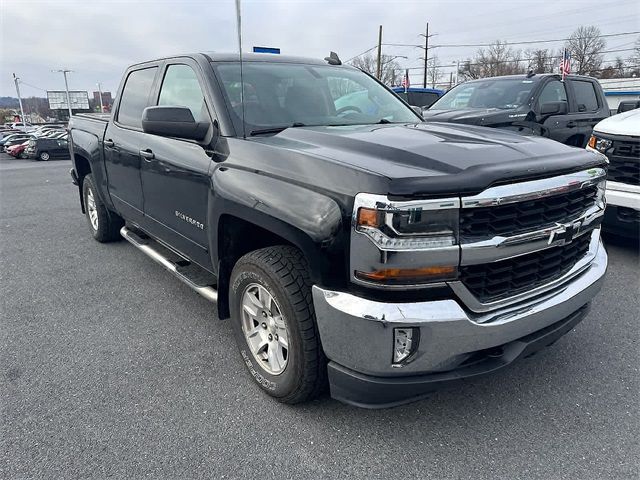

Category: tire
[230, 246, 326, 404]
[39, 151, 50, 161]
[82, 174, 124, 242]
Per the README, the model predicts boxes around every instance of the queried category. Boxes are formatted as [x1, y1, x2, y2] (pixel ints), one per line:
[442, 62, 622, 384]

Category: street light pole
[12, 73, 27, 128]
[53, 69, 74, 119]
[97, 82, 104, 113]
[376, 25, 383, 79]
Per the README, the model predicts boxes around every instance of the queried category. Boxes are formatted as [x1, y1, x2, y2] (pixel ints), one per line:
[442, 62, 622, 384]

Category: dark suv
[25, 137, 70, 161]
[422, 74, 610, 147]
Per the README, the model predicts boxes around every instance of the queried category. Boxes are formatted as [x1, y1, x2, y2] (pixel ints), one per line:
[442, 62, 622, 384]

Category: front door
[139, 62, 213, 269]
[537, 79, 575, 144]
[104, 66, 159, 222]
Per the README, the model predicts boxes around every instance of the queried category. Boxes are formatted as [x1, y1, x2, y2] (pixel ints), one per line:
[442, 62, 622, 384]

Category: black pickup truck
[69, 53, 609, 408]
[423, 73, 610, 147]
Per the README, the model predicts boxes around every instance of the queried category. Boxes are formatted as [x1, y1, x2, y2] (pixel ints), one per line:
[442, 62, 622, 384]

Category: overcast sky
[1, 0, 639, 98]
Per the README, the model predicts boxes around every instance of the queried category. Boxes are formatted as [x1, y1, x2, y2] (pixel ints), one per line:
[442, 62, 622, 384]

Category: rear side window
[407, 91, 440, 108]
[571, 80, 599, 112]
[117, 67, 157, 128]
[158, 64, 209, 122]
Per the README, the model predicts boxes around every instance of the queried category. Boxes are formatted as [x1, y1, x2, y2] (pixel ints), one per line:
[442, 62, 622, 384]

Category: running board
[120, 226, 218, 303]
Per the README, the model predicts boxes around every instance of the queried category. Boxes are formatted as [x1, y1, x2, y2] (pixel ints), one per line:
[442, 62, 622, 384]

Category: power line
[430, 30, 640, 49]
[403, 49, 639, 71]
[17, 81, 47, 92]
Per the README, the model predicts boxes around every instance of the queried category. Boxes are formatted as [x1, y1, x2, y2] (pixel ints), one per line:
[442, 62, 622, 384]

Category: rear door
[566, 78, 605, 146]
[139, 60, 214, 268]
[104, 65, 159, 222]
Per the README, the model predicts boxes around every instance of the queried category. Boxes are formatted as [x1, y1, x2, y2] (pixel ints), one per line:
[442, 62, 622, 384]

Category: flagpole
[235, 0, 246, 138]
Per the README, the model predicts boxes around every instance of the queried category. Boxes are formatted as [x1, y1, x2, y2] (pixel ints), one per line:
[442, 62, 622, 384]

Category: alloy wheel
[241, 283, 289, 375]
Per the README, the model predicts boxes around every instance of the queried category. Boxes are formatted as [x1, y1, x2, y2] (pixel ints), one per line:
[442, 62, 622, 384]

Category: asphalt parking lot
[1, 153, 638, 480]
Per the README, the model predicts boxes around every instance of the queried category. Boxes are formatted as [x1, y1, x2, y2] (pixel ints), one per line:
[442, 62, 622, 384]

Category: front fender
[210, 167, 347, 318]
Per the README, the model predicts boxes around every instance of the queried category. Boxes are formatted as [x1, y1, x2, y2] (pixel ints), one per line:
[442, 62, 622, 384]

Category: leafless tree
[459, 41, 526, 80]
[427, 55, 441, 88]
[525, 49, 555, 73]
[350, 53, 401, 86]
[627, 38, 640, 77]
[565, 26, 606, 75]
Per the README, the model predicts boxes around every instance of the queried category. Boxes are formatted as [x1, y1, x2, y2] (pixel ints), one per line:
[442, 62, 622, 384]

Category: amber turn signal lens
[587, 135, 596, 149]
[357, 207, 380, 228]
[355, 265, 456, 283]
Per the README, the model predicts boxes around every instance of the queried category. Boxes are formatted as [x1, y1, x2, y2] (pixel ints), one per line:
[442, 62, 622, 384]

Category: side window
[57, 139, 68, 148]
[117, 67, 157, 128]
[158, 64, 209, 122]
[571, 80, 599, 112]
[538, 80, 568, 106]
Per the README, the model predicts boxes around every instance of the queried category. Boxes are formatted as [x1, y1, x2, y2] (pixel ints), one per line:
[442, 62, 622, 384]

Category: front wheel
[230, 246, 326, 404]
[82, 174, 123, 242]
[39, 151, 50, 161]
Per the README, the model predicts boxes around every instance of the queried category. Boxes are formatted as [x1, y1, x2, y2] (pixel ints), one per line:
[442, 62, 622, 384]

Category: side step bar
[120, 226, 218, 303]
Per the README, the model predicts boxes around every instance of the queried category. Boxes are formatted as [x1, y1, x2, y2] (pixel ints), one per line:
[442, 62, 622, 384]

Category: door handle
[139, 149, 155, 160]
[566, 121, 577, 128]
[103, 139, 115, 148]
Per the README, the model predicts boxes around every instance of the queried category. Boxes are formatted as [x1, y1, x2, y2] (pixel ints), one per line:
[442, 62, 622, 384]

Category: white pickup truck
[587, 109, 640, 238]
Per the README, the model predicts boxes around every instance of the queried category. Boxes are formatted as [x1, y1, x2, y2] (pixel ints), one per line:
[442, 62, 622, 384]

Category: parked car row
[0, 124, 69, 160]
[421, 73, 611, 148]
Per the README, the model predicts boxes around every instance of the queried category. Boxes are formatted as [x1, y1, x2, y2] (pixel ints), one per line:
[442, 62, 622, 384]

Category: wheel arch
[214, 210, 324, 320]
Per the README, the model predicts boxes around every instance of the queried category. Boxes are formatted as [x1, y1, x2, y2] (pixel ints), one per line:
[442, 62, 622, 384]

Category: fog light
[393, 327, 419, 365]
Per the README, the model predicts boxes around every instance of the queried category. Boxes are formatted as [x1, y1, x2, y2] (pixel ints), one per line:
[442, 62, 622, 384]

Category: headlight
[352, 194, 460, 285]
[587, 135, 612, 154]
[355, 203, 459, 250]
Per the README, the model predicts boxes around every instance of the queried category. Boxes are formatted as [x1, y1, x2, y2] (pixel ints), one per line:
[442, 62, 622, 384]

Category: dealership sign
[47, 90, 90, 110]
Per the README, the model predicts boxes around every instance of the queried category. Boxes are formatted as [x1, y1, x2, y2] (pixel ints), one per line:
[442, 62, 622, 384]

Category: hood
[252, 123, 606, 197]
[593, 109, 640, 137]
[421, 107, 528, 126]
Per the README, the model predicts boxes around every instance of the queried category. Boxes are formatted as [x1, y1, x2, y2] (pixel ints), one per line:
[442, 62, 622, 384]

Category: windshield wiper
[376, 118, 392, 124]
[249, 122, 306, 136]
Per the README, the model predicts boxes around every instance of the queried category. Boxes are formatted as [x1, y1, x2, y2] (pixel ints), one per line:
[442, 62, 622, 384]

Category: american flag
[402, 69, 410, 92]
[560, 49, 571, 81]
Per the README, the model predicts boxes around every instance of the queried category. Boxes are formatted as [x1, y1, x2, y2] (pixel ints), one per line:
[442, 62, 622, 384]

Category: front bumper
[312, 238, 607, 408]
[606, 182, 640, 211]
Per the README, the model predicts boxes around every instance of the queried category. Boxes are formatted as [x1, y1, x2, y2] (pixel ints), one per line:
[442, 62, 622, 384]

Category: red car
[7, 140, 29, 158]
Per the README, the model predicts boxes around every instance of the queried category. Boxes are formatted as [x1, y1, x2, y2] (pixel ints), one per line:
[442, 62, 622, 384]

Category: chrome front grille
[454, 168, 606, 311]
[460, 185, 599, 239]
[460, 233, 591, 303]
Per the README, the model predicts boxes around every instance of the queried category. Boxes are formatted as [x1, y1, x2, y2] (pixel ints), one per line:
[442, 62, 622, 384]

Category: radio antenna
[234, 0, 246, 139]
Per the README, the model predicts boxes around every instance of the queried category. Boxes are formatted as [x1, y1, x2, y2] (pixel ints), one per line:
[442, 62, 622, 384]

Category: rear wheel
[82, 174, 124, 242]
[39, 151, 50, 161]
[230, 246, 326, 404]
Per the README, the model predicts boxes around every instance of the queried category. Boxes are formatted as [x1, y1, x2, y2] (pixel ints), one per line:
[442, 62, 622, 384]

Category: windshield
[212, 62, 419, 134]
[430, 78, 537, 110]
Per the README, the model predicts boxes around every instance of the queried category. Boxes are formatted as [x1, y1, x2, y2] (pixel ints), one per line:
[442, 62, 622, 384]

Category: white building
[598, 77, 640, 112]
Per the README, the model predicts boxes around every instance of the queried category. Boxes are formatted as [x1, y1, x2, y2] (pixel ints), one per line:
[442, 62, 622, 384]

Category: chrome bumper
[312, 237, 607, 378]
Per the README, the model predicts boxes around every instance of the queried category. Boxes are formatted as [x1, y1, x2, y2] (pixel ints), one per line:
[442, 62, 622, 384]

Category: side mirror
[142, 106, 209, 141]
[617, 100, 640, 114]
[411, 106, 423, 118]
[540, 101, 568, 116]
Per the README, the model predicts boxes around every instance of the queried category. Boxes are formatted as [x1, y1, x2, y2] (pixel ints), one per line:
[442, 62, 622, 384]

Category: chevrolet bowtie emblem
[548, 221, 579, 246]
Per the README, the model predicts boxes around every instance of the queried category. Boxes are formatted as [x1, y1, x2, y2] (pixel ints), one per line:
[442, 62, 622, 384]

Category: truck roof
[462, 73, 598, 82]
[129, 52, 338, 68]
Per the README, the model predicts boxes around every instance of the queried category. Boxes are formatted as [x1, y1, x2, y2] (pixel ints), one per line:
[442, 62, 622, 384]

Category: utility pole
[12, 73, 27, 128]
[97, 82, 104, 113]
[52, 69, 73, 119]
[376, 25, 383, 79]
[423, 23, 429, 88]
